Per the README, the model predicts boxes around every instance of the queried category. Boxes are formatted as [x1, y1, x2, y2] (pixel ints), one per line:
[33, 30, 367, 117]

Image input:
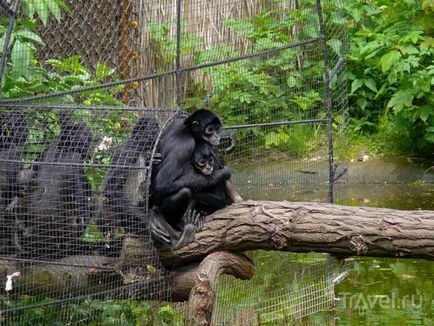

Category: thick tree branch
[160, 200, 434, 267]
[186, 252, 254, 325]
[3, 201, 434, 301]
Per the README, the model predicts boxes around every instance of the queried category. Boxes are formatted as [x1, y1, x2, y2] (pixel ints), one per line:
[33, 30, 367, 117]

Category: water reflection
[335, 158, 434, 326]
[229, 157, 434, 325]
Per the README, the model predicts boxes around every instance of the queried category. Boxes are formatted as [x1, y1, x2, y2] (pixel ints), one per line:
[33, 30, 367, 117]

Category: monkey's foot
[173, 224, 195, 250]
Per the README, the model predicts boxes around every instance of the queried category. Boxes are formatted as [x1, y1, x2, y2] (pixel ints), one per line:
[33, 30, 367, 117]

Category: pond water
[228, 157, 434, 325]
[335, 158, 434, 326]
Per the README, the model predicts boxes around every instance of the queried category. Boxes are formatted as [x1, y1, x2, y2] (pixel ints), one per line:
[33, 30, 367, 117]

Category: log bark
[186, 252, 255, 325]
[3, 201, 434, 300]
[160, 200, 434, 267]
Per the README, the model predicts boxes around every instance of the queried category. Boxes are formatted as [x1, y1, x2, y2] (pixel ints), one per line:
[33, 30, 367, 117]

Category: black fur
[150, 110, 230, 249]
[152, 109, 223, 200]
[0, 111, 28, 254]
[102, 116, 160, 235]
[18, 115, 94, 258]
[191, 143, 234, 214]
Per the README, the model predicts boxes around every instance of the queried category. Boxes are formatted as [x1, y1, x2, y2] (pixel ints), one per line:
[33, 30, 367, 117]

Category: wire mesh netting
[212, 252, 338, 325]
[0, 0, 349, 324]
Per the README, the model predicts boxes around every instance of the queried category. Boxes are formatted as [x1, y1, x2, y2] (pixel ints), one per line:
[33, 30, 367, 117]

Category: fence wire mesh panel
[212, 252, 351, 325]
[0, 0, 349, 324]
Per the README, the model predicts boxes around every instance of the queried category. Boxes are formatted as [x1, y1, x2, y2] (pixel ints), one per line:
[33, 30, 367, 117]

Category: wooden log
[186, 252, 255, 325]
[2, 201, 434, 300]
[160, 200, 434, 267]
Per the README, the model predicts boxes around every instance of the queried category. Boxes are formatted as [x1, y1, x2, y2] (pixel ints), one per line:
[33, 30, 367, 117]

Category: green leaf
[0, 34, 14, 51]
[380, 50, 401, 73]
[21, 1, 35, 18]
[34, 0, 49, 26]
[46, 0, 62, 22]
[45, 58, 63, 69]
[286, 76, 297, 88]
[375, 82, 388, 98]
[420, 111, 429, 123]
[364, 78, 377, 92]
[351, 79, 364, 94]
[357, 97, 368, 110]
[387, 90, 414, 113]
[53, 0, 72, 14]
[82, 222, 106, 243]
[418, 105, 434, 123]
[15, 30, 44, 45]
[401, 45, 419, 55]
[95, 63, 116, 80]
[420, 36, 434, 49]
[11, 40, 31, 78]
[327, 38, 342, 57]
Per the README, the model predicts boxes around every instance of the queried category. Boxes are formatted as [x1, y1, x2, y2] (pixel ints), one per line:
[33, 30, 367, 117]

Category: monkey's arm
[169, 167, 231, 194]
[225, 180, 243, 203]
[4, 150, 27, 212]
[153, 134, 195, 197]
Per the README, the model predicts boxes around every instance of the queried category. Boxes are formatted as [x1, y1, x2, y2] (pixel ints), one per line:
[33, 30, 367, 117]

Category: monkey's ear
[191, 120, 201, 133]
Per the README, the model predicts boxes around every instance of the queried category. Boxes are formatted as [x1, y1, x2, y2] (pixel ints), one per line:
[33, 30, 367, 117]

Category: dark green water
[335, 158, 434, 326]
[231, 157, 434, 325]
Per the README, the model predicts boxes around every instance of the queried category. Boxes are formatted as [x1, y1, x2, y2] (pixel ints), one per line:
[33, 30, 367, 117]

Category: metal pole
[0, 0, 20, 89]
[175, 0, 182, 107]
[317, 1, 337, 321]
[316, 0, 335, 204]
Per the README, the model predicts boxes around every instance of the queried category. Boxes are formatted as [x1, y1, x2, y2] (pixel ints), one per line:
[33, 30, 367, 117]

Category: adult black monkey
[0, 111, 28, 211]
[151, 109, 240, 249]
[102, 115, 160, 235]
[151, 141, 230, 249]
[152, 110, 223, 216]
[19, 113, 94, 258]
[0, 111, 28, 254]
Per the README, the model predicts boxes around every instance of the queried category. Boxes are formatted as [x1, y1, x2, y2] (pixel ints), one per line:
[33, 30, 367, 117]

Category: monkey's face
[202, 124, 220, 146]
[195, 156, 214, 176]
[190, 120, 221, 146]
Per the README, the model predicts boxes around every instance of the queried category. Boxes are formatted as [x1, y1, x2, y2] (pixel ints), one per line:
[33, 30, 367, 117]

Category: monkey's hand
[173, 224, 195, 250]
[211, 166, 231, 184]
[5, 196, 19, 212]
[183, 208, 206, 230]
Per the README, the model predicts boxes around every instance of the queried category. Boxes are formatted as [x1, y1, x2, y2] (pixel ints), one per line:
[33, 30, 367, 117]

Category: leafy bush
[0, 295, 180, 325]
[345, 0, 434, 155]
[184, 4, 329, 158]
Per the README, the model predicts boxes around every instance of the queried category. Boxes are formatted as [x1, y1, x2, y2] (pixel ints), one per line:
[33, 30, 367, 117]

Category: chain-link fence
[0, 0, 349, 324]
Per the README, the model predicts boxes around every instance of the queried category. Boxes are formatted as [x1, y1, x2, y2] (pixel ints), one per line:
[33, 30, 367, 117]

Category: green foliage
[1, 0, 123, 104]
[81, 220, 107, 243]
[146, 20, 203, 71]
[0, 295, 182, 325]
[183, 5, 328, 158]
[345, 0, 434, 155]
[0, 0, 68, 80]
[158, 304, 178, 325]
[0, 0, 133, 197]
[2, 55, 124, 105]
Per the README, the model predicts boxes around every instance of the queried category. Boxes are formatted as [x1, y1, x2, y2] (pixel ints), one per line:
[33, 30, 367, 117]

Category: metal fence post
[316, 0, 335, 205]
